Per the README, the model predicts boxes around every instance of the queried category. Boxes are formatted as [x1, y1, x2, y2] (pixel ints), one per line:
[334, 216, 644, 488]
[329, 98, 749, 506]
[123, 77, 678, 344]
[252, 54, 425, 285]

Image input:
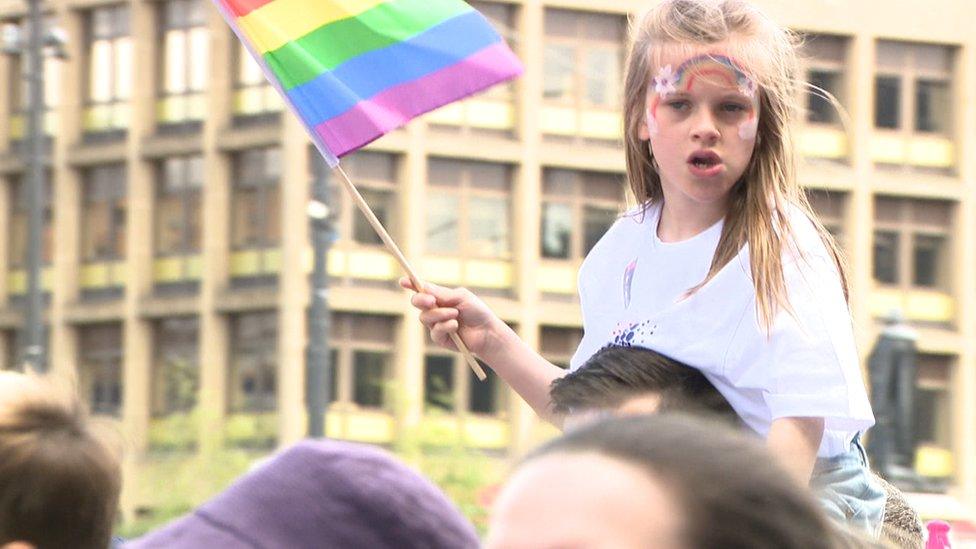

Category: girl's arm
[401, 278, 567, 422]
[766, 417, 824, 485]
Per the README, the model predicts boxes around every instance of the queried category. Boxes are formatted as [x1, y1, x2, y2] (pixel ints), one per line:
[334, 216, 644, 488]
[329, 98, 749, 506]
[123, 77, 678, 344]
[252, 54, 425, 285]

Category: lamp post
[2, 1, 66, 373]
[305, 170, 336, 437]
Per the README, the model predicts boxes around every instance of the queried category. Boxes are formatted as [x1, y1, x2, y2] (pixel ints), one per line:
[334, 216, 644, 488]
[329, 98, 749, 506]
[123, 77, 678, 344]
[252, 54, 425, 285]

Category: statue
[866, 309, 924, 489]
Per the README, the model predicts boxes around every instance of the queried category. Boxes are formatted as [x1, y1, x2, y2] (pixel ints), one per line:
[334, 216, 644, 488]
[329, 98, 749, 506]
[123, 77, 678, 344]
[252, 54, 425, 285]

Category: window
[800, 35, 847, 125]
[152, 316, 199, 416]
[425, 338, 506, 415]
[231, 147, 281, 273]
[914, 354, 952, 451]
[233, 40, 282, 120]
[541, 169, 624, 260]
[539, 326, 583, 369]
[426, 159, 512, 259]
[872, 197, 952, 292]
[81, 164, 128, 263]
[312, 151, 399, 247]
[874, 76, 900, 129]
[806, 189, 846, 248]
[872, 230, 899, 285]
[79, 324, 123, 416]
[84, 5, 132, 135]
[158, 0, 209, 126]
[229, 311, 277, 412]
[543, 9, 625, 109]
[6, 17, 62, 140]
[324, 314, 395, 409]
[7, 175, 53, 270]
[156, 156, 203, 256]
[874, 41, 953, 135]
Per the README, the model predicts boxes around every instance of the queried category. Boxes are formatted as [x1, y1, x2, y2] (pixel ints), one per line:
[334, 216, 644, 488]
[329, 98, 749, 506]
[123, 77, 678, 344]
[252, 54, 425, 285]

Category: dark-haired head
[488, 414, 885, 549]
[550, 345, 739, 426]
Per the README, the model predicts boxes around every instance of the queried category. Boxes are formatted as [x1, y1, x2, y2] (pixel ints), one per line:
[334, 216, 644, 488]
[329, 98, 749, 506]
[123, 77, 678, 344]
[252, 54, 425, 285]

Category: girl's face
[639, 51, 760, 211]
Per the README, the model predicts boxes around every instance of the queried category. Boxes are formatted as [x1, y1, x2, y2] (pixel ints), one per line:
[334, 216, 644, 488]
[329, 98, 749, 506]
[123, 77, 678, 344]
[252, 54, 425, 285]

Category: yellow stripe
[240, 0, 390, 53]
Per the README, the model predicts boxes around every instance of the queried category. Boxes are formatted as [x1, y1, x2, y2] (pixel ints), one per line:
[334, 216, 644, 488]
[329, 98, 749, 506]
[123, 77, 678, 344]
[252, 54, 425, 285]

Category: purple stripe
[315, 42, 521, 157]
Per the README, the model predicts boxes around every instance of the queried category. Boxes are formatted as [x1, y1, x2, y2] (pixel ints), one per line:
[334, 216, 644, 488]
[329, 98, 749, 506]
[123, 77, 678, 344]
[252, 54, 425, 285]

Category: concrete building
[0, 0, 974, 526]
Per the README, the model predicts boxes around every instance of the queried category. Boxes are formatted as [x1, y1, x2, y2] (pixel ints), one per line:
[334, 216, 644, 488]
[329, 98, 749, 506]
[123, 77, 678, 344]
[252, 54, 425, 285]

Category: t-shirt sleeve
[759, 243, 874, 432]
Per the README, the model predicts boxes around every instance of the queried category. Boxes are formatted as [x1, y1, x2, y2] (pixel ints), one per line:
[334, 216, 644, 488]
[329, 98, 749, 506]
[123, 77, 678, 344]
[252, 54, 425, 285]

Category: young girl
[404, 0, 885, 535]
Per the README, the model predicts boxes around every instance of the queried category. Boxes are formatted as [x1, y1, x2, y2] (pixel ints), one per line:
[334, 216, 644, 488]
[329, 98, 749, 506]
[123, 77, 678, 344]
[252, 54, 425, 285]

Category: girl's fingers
[419, 307, 459, 328]
[410, 292, 437, 310]
[430, 319, 460, 348]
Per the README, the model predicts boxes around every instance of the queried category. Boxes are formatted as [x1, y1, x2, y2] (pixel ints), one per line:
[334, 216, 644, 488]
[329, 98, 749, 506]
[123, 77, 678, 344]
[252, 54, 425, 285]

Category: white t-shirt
[570, 202, 874, 457]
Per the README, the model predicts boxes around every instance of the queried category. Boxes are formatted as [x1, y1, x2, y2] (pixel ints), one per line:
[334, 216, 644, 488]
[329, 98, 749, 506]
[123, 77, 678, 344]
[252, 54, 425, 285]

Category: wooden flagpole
[333, 164, 487, 381]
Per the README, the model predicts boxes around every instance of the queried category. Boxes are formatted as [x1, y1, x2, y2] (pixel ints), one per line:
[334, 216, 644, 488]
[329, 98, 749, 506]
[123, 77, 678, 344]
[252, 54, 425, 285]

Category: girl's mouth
[687, 150, 724, 177]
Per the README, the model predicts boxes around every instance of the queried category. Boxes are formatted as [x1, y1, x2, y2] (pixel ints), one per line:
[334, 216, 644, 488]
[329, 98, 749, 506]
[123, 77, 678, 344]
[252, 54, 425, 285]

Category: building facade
[1, 0, 974, 525]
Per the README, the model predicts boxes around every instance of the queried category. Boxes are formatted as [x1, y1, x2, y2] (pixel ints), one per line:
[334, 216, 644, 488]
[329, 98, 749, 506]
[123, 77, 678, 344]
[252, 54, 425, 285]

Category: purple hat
[125, 439, 479, 548]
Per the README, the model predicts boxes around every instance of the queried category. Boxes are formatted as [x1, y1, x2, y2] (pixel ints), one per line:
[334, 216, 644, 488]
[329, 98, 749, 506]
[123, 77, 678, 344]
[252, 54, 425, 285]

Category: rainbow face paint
[645, 54, 759, 140]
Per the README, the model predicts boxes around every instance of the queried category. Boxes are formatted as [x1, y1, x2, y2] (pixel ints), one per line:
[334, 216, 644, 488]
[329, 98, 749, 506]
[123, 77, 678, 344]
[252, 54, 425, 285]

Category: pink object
[926, 520, 952, 549]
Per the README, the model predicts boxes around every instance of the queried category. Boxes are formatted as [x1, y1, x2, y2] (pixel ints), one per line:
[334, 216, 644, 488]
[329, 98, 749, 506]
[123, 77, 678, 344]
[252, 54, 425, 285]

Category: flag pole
[332, 164, 487, 381]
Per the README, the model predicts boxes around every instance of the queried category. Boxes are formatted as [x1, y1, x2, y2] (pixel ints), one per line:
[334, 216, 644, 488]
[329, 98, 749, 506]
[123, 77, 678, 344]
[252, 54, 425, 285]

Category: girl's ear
[638, 120, 650, 141]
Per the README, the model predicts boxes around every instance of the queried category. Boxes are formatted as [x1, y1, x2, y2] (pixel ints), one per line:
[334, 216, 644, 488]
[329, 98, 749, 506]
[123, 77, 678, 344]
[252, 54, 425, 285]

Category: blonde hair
[0, 372, 121, 549]
[623, 0, 849, 331]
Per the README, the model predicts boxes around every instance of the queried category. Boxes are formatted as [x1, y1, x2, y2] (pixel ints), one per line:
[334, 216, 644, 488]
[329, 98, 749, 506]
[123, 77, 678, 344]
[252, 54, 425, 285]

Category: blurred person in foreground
[487, 413, 889, 549]
[0, 371, 121, 549]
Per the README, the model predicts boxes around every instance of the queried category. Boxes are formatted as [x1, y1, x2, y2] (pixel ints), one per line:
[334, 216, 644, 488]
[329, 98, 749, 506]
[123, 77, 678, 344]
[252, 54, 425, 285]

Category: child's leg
[811, 435, 886, 537]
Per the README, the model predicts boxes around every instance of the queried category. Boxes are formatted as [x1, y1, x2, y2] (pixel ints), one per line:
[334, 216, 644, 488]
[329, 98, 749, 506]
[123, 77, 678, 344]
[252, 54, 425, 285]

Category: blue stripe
[284, 10, 503, 127]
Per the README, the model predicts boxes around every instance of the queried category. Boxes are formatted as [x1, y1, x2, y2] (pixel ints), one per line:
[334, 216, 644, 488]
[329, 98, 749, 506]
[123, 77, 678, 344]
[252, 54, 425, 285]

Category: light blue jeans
[811, 435, 886, 537]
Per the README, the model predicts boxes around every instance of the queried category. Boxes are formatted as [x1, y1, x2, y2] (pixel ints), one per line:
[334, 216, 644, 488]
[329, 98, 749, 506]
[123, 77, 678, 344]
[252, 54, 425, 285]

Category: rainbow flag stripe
[214, 0, 523, 165]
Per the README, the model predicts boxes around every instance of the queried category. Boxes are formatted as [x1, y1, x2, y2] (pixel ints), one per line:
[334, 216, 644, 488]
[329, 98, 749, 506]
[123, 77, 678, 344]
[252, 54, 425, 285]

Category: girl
[404, 0, 885, 535]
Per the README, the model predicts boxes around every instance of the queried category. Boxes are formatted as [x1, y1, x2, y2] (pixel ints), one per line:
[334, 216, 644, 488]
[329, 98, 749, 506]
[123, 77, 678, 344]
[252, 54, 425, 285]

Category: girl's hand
[399, 277, 503, 358]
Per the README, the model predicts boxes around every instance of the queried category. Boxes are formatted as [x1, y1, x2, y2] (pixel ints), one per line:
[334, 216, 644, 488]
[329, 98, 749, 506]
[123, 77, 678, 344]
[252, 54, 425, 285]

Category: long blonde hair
[623, 0, 849, 332]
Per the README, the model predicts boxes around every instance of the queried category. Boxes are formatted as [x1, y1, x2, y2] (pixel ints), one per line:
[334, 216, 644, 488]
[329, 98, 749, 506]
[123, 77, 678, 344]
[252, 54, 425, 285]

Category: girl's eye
[720, 103, 747, 113]
[667, 100, 690, 111]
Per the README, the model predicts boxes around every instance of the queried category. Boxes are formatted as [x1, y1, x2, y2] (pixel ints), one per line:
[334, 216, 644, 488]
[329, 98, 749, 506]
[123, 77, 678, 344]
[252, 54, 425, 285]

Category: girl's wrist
[479, 316, 520, 366]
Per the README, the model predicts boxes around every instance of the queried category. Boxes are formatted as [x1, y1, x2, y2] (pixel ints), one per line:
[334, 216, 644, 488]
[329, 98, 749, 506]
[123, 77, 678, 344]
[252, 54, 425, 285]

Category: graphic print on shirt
[610, 319, 656, 347]
[622, 258, 638, 309]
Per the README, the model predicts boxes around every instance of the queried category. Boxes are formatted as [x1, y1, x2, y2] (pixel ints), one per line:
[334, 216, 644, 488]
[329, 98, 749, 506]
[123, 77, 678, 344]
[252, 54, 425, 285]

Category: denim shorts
[811, 435, 886, 537]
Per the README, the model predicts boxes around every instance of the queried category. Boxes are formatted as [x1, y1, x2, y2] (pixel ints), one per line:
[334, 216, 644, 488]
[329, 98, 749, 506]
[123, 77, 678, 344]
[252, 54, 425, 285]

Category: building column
[509, 0, 545, 457]
[952, 39, 976, 510]
[394, 121, 430, 437]
[276, 115, 310, 446]
[198, 2, 233, 453]
[845, 35, 877, 367]
[48, 4, 83, 384]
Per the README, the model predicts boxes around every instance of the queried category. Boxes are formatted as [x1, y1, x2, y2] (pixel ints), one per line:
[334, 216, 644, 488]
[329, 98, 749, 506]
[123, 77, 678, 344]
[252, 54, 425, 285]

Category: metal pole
[23, 0, 46, 373]
[306, 169, 335, 437]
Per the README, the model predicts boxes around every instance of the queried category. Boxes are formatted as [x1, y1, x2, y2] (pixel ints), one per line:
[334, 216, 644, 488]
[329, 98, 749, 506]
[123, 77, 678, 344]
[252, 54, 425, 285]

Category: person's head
[549, 345, 739, 428]
[623, 0, 847, 330]
[487, 414, 871, 549]
[126, 439, 479, 549]
[0, 371, 121, 549]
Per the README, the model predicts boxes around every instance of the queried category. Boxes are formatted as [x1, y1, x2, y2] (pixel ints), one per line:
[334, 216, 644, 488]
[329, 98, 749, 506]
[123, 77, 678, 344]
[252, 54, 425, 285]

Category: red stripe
[218, 0, 276, 18]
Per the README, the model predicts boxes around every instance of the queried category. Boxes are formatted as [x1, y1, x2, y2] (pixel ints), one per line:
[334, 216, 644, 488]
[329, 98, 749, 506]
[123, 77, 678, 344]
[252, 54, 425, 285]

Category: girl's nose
[691, 111, 720, 143]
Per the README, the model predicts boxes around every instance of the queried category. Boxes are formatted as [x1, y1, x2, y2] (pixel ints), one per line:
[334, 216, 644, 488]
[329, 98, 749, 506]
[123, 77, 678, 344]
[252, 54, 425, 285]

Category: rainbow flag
[214, 0, 523, 166]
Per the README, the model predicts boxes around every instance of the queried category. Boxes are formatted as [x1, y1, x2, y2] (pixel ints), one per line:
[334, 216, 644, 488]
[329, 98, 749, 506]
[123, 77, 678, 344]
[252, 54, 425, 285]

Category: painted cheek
[645, 105, 659, 138]
[737, 112, 758, 140]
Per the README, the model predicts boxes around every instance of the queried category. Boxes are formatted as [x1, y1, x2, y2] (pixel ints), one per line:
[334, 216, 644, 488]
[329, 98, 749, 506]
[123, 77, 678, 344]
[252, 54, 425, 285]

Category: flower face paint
[643, 54, 759, 140]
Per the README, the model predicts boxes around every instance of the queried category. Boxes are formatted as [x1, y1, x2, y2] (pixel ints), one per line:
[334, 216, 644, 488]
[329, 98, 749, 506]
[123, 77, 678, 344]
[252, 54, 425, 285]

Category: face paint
[645, 54, 759, 141]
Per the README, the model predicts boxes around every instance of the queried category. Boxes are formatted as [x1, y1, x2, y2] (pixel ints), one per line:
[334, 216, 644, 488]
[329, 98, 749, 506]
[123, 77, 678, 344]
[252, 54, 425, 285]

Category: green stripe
[265, 0, 473, 90]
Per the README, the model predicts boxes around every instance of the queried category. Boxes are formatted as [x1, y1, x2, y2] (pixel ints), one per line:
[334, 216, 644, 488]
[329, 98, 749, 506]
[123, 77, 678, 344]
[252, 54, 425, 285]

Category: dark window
[914, 79, 950, 134]
[468, 364, 498, 414]
[156, 155, 203, 255]
[874, 76, 901, 129]
[424, 355, 455, 411]
[873, 231, 899, 284]
[912, 234, 944, 288]
[81, 165, 128, 263]
[229, 312, 277, 412]
[583, 206, 617, 254]
[152, 316, 199, 416]
[807, 69, 841, 124]
[79, 324, 123, 416]
[352, 351, 387, 408]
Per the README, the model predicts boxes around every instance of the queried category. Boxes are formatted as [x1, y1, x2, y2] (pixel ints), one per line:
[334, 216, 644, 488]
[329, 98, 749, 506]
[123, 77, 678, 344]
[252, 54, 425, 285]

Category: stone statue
[866, 309, 923, 488]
